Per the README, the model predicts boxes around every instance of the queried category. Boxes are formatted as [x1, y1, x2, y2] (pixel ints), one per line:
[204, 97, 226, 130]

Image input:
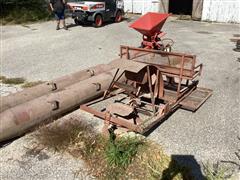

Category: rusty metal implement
[80, 46, 212, 134]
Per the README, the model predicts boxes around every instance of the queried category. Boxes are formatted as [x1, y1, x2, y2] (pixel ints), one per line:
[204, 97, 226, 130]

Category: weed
[203, 162, 228, 180]
[35, 118, 99, 156]
[105, 135, 144, 168]
[0, 75, 44, 87]
[35, 120, 193, 179]
[134, 142, 191, 180]
[0, 76, 6, 81]
[2, 77, 25, 84]
[22, 81, 45, 88]
[221, 137, 240, 170]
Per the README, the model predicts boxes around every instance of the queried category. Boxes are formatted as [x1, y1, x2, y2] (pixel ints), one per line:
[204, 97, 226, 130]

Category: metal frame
[120, 46, 203, 100]
[80, 46, 212, 134]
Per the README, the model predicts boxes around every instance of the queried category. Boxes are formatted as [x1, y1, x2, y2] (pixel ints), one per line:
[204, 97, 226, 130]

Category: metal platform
[180, 87, 212, 111]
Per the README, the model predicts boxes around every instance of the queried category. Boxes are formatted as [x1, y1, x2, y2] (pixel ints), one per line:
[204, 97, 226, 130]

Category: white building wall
[124, 0, 161, 14]
[202, 0, 240, 23]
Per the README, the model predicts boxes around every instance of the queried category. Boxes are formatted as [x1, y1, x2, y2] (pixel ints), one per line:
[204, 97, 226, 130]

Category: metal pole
[0, 60, 120, 113]
[0, 69, 124, 142]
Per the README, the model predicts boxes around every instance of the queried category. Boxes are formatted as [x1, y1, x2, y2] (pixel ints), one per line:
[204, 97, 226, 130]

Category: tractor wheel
[74, 19, 82, 25]
[94, 14, 103, 28]
[115, 11, 122, 23]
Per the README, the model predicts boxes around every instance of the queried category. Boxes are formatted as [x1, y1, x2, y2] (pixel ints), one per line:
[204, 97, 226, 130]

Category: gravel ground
[0, 111, 100, 180]
[0, 83, 22, 96]
[1, 16, 240, 178]
[1, 17, 140, 81]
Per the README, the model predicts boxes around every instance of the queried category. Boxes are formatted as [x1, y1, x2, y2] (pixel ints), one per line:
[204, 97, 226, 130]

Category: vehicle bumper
[72, 11, 94, 22]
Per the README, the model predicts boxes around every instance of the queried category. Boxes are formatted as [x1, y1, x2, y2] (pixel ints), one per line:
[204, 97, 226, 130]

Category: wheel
[164, 44, 172, 52]
[139, 42, 145, 48]
[74, 19, 82, 25]
[94, 14, 103, 27]
[115, 11, 122, 23]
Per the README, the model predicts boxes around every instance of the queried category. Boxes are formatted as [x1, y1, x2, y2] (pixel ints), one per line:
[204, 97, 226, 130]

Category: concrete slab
[1, 16, 240, 178]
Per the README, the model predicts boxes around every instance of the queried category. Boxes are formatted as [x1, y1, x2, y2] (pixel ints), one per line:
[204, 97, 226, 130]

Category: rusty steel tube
[0, 60, 120, 113]
[0, 69, 122, 142]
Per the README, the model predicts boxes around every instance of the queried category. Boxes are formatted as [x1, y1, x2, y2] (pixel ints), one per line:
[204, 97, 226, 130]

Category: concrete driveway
[1, 18, 140, 81]
[1, 16, 240, 178]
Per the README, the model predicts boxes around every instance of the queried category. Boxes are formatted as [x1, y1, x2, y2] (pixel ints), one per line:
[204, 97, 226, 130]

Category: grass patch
[1, 77, 25, 84]
[35, 119, 192, 179]
[105, 133, 144, 168]
[128, 142, 192, 180]
[21, 81, 45, 88]
[0, 76, 6, 81]
[203, 162, 229, 180]
[0, 75, 44, 87]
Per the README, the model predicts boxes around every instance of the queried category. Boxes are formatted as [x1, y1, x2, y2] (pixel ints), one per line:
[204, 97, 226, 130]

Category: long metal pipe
[0, 60, 120, 113]
[0, 69, 122, 142]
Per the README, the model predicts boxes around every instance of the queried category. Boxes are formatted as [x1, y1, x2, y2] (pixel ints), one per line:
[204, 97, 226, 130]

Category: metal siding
[202, 0, 240, 23]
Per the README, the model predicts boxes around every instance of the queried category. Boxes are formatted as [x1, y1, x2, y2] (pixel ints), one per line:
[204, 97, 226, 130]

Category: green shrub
[1, 0, 51, 24]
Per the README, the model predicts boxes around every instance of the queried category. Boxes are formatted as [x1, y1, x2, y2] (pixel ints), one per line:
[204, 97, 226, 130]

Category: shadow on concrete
[66, 17, 132, 29]
[0, 136, 21, 148]
[66, 23, 78, 29]
[162, 155, 205, 180]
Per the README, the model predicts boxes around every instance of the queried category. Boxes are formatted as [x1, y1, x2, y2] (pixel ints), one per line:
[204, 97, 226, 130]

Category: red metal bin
[129, 12, 171, 50]
[129, 12, 170, 37]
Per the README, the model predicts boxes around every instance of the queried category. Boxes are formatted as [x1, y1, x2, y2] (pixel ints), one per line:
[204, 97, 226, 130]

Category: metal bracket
[47, 82, 57, 91]
[48, 101, 59, 111]
[87, 69, 95, 76]
[92, 83, 101, 91]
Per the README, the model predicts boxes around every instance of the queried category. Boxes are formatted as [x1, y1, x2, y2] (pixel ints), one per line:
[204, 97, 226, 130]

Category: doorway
[169, 0, 193, 15]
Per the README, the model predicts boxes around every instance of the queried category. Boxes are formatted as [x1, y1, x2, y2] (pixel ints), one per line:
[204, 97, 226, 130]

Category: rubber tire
[139, 42, 145, 48]
[74, 19, 82, 25]
[115, 11, 122, 23]
[164, 45, 172, 52]
[94, 14, 103, 28]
